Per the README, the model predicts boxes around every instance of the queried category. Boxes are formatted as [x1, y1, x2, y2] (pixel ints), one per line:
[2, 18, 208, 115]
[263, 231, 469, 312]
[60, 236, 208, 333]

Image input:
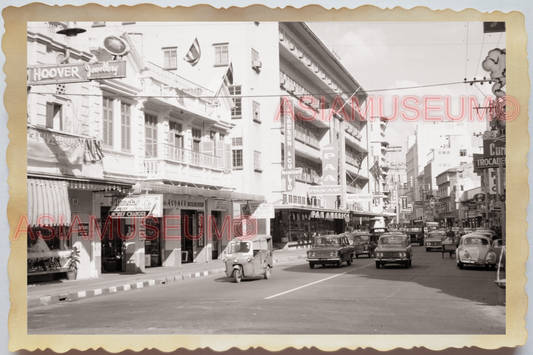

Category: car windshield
[313, 237, 341, 247]
[464, 238, 489, 246]
[353, 235, 370, 242]
[227, 241, 252, 254]
[378, 236, 405, 245]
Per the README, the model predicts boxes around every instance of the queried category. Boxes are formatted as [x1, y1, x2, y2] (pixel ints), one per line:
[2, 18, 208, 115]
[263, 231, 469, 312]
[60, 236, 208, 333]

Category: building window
[169, 121, 184, 149]
[460, 149, 467, 157]
[145, 113, 158, 158]
[192, 128, 202, 152]
[162, 47, 177, 69]
[251, 48, 261, 72]
[229, 85, 242, 118]
[232, 150, 243, 169]
[46, 102, 63, 131]
[214, 44, 229, 66]
[102, 97, 113, 148]
[254, 151, 262, 172]
[121, 102, 131, 152]
[252, 101, 261, 123]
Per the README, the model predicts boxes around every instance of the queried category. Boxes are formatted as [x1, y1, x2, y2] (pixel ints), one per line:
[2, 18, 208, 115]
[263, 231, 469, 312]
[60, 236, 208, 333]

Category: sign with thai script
[110, 194, 163, 218]
[309, 185, 342, 196]
[163, 196, 205, 209]
[28, 60, 127, 85]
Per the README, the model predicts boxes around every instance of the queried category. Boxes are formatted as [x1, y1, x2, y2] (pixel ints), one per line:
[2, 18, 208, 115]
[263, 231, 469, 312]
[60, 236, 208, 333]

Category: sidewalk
[27, 248, 310, 309]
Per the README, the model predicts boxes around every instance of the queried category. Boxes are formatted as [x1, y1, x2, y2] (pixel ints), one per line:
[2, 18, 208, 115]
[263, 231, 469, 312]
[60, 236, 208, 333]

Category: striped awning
[27, 178, 71, 226]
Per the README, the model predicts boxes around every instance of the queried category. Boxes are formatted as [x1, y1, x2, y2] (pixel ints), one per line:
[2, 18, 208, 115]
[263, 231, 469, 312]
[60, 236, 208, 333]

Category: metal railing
[145, 143, 223, 170]
[144, 62, 214, 99]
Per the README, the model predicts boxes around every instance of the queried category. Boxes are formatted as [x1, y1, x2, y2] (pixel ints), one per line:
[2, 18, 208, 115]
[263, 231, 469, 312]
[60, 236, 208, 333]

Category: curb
[28, 255, 306, 309]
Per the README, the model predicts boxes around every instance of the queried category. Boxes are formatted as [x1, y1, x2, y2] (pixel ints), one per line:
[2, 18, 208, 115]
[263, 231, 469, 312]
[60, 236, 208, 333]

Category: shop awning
[137, 182, 265, 202]
[27, 178, 71, 226]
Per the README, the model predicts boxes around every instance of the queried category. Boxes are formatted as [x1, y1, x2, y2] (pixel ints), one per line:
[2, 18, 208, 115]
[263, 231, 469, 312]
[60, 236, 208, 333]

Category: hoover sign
[28, 60, 127, 86]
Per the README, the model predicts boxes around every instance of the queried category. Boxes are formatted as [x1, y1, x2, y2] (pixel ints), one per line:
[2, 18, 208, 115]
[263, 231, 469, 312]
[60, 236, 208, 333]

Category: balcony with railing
[141, 62, 218, 120]
[143, 143, 232, 187]
[294, 124, 320, 149]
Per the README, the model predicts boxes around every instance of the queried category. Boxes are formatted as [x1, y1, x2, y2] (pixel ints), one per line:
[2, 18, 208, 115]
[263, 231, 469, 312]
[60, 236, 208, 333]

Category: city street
[28, 245, 505, 335]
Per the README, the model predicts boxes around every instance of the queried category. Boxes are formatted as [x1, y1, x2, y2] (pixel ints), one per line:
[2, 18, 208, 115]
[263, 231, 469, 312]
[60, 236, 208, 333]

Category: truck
[405, 221, 425, 246]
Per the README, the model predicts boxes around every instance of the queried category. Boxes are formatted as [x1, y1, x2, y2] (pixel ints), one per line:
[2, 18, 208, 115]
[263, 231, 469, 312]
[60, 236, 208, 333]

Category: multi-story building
[435, 162, 481, 226]
[26, 21, 265, 281]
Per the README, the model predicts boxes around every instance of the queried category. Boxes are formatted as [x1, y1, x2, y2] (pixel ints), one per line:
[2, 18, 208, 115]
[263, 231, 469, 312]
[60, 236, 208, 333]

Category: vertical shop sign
[284, 109, 295, 191]
[322, 142, 339, 208]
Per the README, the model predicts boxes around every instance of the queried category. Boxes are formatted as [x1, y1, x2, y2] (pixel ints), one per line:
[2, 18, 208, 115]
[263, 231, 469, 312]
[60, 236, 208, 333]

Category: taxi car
[425, 230, 446, 252]
[374, 233, 412, 268]
[307, 235, 354, 269]
[346, 232, 374, 258]
[456, 233, 497, 270]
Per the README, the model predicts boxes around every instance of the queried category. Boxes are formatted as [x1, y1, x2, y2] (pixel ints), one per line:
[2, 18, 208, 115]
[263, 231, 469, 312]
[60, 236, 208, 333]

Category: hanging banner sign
[281, 168, 302, 176]
[28, 60, 127, 86]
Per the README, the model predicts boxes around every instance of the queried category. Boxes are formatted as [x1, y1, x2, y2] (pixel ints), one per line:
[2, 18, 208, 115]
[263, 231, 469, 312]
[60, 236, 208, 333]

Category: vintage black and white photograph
[10, 8, 528, 352]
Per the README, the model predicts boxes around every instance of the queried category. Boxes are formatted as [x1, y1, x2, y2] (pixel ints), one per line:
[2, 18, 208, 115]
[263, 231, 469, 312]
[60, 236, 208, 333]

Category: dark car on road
[346, 232, 374, 258]
[374, 233, 413, 268]
[307, 235, 354, 269]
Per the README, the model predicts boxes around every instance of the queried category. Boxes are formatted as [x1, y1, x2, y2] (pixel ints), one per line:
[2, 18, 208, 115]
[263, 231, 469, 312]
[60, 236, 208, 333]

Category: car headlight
[308, 252, 315, 258]
[330, 251, 337, 257]
[486, 253, 496, 262]
[234, 258, 239, 263]
[246, 257, 253, 263]
[400, 253, 405, 258]
[462, 250, 471, 259]
[223, 258, 227, 263]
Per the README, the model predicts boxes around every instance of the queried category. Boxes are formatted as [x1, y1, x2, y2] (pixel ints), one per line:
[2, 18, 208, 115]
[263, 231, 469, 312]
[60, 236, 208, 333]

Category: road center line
[265, 265, 369, 300]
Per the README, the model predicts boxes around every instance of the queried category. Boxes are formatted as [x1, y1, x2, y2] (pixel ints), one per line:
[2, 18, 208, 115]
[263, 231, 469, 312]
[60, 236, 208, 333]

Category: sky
[307, 21, 506, 163]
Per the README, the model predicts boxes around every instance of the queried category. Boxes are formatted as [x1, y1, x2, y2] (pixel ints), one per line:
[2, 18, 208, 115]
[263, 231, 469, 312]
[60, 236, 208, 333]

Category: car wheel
[233, 267, 242, 283]
[309, 263, 315, 269]
[264, 266, 271, 279]
[337, 260, 343, 268]
[375, 261, 381, 269]
[355, 254, 359, 258]
[458, 262, 464, 269]
[491, 264, 496, 271]
[347, 254, 353, 266]
[426, 248, 429, 252]
[409, 260, 412, 267]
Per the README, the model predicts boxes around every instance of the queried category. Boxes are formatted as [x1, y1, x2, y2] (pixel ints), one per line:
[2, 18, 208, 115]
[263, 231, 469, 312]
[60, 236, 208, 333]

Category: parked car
[456, 233, 497, 270]
[307, 235, 354, 269]
[425, 231, 446, 252]
[474, 229, 497, 240]
[346, 232, 374, 258]
[374, 233, 413, 268]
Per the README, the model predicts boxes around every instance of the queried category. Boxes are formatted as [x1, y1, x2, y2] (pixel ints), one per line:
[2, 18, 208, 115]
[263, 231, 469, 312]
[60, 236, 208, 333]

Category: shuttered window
[145, 113, 158, 158]
[121, 102, 131, 152]
[102, 97, 113, 148]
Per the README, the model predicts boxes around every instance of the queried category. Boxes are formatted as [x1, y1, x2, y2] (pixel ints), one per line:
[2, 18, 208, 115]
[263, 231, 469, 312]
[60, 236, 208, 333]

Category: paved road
[28, 246, 505, 334]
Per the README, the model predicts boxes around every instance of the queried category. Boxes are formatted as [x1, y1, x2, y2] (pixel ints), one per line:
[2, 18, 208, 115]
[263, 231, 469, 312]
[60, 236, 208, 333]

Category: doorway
[100, 206, 123, 273]
[181, 210, 195, 263]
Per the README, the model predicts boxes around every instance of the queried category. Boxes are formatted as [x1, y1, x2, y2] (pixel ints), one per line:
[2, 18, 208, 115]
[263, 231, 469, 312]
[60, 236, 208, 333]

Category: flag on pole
[223, 61, 233, 85]
[183, 37, 201, 66]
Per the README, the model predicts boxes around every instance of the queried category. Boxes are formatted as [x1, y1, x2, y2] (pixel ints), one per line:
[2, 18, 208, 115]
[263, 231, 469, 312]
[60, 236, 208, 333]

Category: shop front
[271, 206, 351, 245]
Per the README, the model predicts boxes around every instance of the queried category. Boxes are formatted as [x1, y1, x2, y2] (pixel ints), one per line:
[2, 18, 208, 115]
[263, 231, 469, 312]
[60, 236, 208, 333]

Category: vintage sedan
[425, 231, 446, 252]
[346, 232, 374, 258]
[374, 233, 412, 268]
[456, 233, 497, 270]
[307, 235, 354, 269]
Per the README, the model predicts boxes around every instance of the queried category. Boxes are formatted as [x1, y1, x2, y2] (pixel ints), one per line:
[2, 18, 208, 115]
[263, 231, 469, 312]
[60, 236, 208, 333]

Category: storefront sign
[247, 203, 274, 219]
[321, 142, 339, 207]
[28, 126, 85, 165]
[345, 194, 373, 203]
[110, 194, 163, 218]
[211, 199, 228, 211]
[281, 168, 302, 176]
[309, 185, 342, 196]
[163, 196, 205, 209]
[310, 211, 350, 220]
[28, 60, 127, 85]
